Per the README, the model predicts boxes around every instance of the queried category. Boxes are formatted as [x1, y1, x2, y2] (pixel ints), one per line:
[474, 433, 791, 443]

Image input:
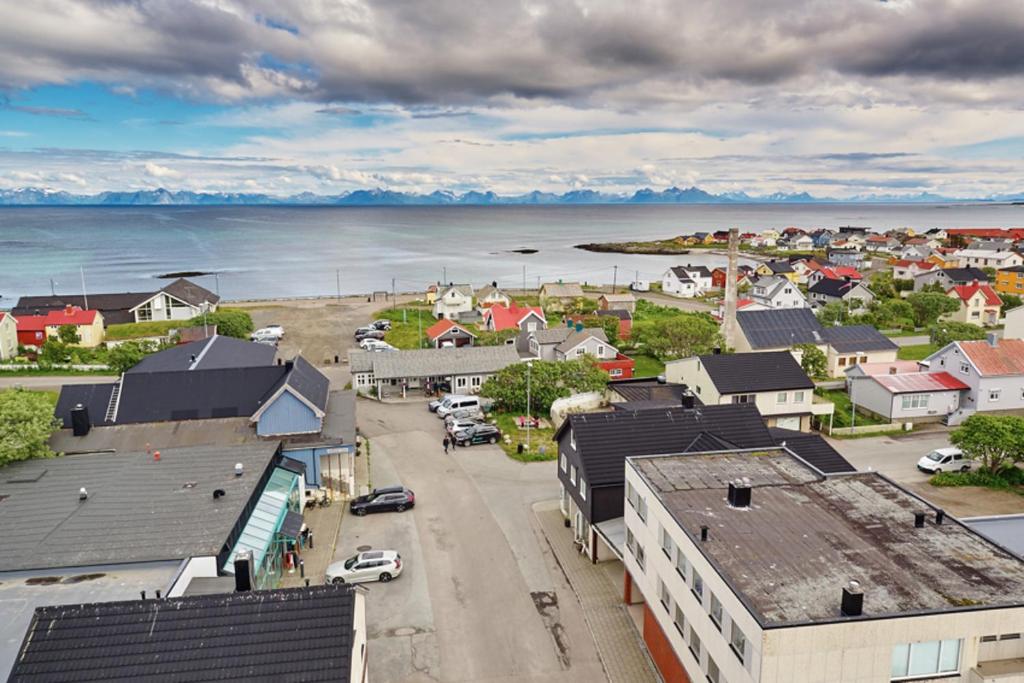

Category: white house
[128, 278, 220, 323]
[433, 283, 474, 320]
[954, 248, 1024, 270]
[623, 447, 1024, 683]
[529, 326, 619, 363]
[0, 312, 16, 360]
[923, 337, 1024, 423]
[1003, 306, 1024, 340]
[844, 361, 967, 422]
[749, 276, 809, 309]
[662, 267, 698, 298]
[892, 259, 936, 280]
[475, 283, 511, 308]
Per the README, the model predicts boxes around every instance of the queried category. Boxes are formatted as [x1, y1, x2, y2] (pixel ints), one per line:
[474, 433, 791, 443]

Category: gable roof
[948, 282, 1001, 306]
[541, 282, 584, 298]
[935, 267, 989, 282]
[349, 345, 520, 380]
[484, 304, 545, 331]
[596, 308, 632, 320]
[555, 327, 609, 354]
[15, 315, 47, 333]
[820, 325, 898, 352]
[12, 292, 153, 325]
[958, 339, 1024, 376]
[0, 443, 281, 572]
[476, 284, 508, 300]
[737, 309, 896, 352]
[807, 278, 864, 298]
[752, 276, 799, 302]
[893, 259, 935, 270]
[158, 277, 220, 307]
[869, 371, 969, 394]
[531, 327, 573, 345]
[768, 427, 856, 474]
[425, 318, 477, 340]
[438, 283, 474, 299]
[762, 260, 795, 274]
[599, 292, 636, 302]
[258, 356, 330, 419]
[128, 335, 276, 373]
[42, 307, 99, 326]
[9, 584, 357, 682]
[556, 403, 774, 487]
[698, 351, 814, 393]
[667, 266, 694, 281]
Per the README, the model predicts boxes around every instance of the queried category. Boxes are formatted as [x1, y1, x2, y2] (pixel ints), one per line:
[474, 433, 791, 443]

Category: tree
[817, 301, 852, 327]
[564, 297, 599, 315]
[905, 291, 960, 327]
[56, 324, 81, 345]
[634, 313, 722, 360]
[869, 271, 897, 300]
[476, 328, 519, 346]
[579, 314, 620, 345]
[0, 389, 60, 467]
[107, 340, 160, 374]
[864, 298, 915, 331]
[930, 322, 987, 347]
[793, 343, 828, 379]
[188, 308, 253, 339]
[999, 292, 1023, 311]
[950, 414, 1024, 472]
[480, 358, 609, 415]
[36, 339, 70, 368]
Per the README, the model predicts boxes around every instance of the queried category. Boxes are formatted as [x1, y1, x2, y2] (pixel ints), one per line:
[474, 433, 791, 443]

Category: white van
[436, 395, 481, 418]
[917, 447, 970, 474]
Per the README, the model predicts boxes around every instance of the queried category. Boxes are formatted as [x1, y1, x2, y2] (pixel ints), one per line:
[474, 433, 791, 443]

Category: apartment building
[623, 447, 1024, 683]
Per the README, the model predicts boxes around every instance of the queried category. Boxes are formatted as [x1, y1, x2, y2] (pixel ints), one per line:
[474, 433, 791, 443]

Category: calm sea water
[2, 203, 1023, 302]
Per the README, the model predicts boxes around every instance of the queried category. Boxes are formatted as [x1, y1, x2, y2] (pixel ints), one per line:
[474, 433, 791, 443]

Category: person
[443, 435, 450, 454]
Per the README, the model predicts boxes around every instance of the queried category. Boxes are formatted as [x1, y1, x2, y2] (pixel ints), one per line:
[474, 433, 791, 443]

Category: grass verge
[105, 320, 180, 340]
[374, 307, 431, 349]
[631, 353, 666, 378]
[492, 412, 557, 462]
[930, 467, 1024, 495]
[897, 343, 938, 361]
[815, 387, 889, 428]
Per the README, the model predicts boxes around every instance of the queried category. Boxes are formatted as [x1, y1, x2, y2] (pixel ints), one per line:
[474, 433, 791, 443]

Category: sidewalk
[534, 502, 657, 683]
[281, 500, 344, 587]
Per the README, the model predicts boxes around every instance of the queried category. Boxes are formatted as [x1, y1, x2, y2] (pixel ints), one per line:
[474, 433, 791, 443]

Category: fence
[829, 422, 909, 437]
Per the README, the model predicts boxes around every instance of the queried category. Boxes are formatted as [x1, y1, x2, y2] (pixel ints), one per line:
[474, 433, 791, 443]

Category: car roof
[933, 447, 962, 456]
[358, 550, 397, 560]
[372, 486, 406, 494]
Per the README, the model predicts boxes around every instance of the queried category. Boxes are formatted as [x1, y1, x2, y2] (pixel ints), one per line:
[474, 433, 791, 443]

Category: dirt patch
[907, 483, 1024, 517]
[531, 590, 571, 669]
[24, 576, 61, 585]
[63, 573, 106, 584]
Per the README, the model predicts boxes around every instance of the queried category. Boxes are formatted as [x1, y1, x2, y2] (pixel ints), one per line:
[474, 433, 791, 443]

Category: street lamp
[526, 361, 533, 450]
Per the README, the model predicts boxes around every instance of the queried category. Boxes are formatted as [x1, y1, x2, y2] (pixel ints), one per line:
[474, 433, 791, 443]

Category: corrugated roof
[871, 371, 968, 393]
[959, 339, 1024, 376]
[362, 345, 520, 380]
[9, 584, 357, 682]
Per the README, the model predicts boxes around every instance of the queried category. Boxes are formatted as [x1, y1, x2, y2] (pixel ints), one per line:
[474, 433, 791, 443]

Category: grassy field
[105, 320, 180, 340]
[375, 307, 432, 349]
[816, 388, 889, 428]
[492, 412, 557, 462]
[631, 353, 666, 378]
[897, 343, 938, 361]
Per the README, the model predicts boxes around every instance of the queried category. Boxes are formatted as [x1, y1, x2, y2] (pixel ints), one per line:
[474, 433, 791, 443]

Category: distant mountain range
[0, 186, 1020, 206]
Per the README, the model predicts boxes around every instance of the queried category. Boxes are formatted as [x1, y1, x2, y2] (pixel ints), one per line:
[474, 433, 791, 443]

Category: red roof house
[482, 304, 546, 332]
[16, 315, 47, 347]
[946, 281, 1002, 326]
[425, 318, 477, 348]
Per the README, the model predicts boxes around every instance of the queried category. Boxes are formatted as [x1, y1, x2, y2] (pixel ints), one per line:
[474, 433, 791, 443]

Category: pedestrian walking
[442, 436, 450, 454]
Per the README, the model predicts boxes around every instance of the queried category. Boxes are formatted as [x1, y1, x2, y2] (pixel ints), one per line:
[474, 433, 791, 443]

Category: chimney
[79, 487, 88, 501]
[935, 509, 945, 525]
[213, 488, 226, 500]
[71, 403, 91, 437]
[841, 580, 864, 617]
[699, 525, 709, 542]
[723, 228, 739, 350]
[680, 392, 696, 409]
[987, 332, 999, 347]
[65, 304, 73, 314]
[235, 463, 244, 476]
[889, 366, 898, 375]
[914, 512, 926, 528]
[712, 347, 721, 355]
[233, 550, 256, 592]
[727, 479, 752, 508]
[285, 360, 294, 371]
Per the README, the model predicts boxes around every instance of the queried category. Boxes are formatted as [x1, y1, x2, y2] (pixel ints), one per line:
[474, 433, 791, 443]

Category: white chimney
[235, 463, 244, 476]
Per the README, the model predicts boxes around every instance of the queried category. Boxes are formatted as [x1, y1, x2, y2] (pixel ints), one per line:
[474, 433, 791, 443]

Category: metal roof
[821, 325, 898, 352]
[737, 308, 823, 348]
[128, 335, 276, 373]
[870, 371, 968, 394]
[353, 345, 521, 380]
[958, 339, 1024, 376]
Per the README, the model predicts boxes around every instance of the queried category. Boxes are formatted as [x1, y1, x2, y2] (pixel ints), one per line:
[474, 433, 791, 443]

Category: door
[776, 416, 801, 430]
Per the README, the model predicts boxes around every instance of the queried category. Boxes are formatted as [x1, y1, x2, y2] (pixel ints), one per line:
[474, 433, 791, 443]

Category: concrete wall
[167, 555, 219, 597]
[257, 391, 322, 436]
[1004, 307, 1024, 340]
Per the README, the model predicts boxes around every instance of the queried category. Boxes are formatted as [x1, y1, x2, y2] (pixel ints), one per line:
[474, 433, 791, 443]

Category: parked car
[917, 447, 971, 474]
[251, 328, 282, 342]
[453, 423, 502, 446]
[349, 486, 415, 515]
[436, 395, 482, 418]
[371, 319, 393, 331]
[356, 330, 386, 343]
[253, 338, 278, 347]
[360, 339, 395, 352]
[263, 324, 285, 337]
[446, 416, 484, 436]
[446, 406, 484, 422]
[429, 393, 466, 413]
[327, 550, 403, 584]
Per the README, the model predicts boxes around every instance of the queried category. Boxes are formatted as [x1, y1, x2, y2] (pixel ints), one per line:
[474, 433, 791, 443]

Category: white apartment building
[623, 448, 1024, 683]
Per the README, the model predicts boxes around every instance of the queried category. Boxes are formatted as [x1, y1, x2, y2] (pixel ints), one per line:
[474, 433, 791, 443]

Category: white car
[251, 328, 282, 342]
[359, 339, 394, 351]
[917, 447, 970, 474]
[327, 550, 403, 584]
[263, 324, 284, 337]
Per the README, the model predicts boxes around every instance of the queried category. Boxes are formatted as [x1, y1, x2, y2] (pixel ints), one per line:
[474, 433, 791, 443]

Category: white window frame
[794, 390, 805, 402]
[569, 428, 576, 450]
[579, 477, 587, 501]
[891, 639, 961, 680]
[990, 389, 1002, 402]
[730, 621, 747, 664]
[709, 593, 723, 630]
[569, 465, 577, 485]
[901, 393, 929, 410]
[560, 453, 567, 473]
[960, 361, 970, 375]
[777, 391, 788, 404]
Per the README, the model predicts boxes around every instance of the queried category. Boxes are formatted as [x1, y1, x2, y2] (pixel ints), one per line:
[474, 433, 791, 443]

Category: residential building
[945, 281, 1002, 326]
[7, 584, 367, 683]
[809, 229, 834, 248]
[913, 267, 989, 292]
[539, 282, 585, 310]
[844, 361, 968, 422]
[598, 292, 636, 313]
[0, 312, 16, 360]
[735, 308, 898, 376]
[972, 239, 1015, 251]
[807, 277, 875, 311]
[14, 315, 45, 348]
[806, 265, 863, 286]
[12, 277, 219, 326]
[827, 248, 866, 268]
[624, 447, 1024, 683]
[662, 267, 698, 298]
[425, 283, 439, 304]
[529, 325, 635, 378]
[711, 267, 752, 290]
[607, 378, 692, 407]
[426, 318, 476, 348]
[784, 233, 814, 251]
[0, 442, 310, 675]
[838, 225, 871, 236]
[947, 227, 1024, 241]
[597, 308, 632, 340]
[665, 351, 832, 431]
[1004, 305, 1024, 340]
[749, 275, 809, 309]
[41, 305, 106, 347]
[754, 260, 798, 283]
[923, 337, 1024, 419]
[481, 303, 546, 332]
[899, 244, 934, 262]
[892, 259, 936, 280]
[476, 282, 512, 308]
[864, 234, 900, 252]
[995, 265, 1024, 294]
[433, 283, 475, 320]
[954, 248, 1024, 270]
[127, 333, 276, 373]
[349, 345, 520, 397]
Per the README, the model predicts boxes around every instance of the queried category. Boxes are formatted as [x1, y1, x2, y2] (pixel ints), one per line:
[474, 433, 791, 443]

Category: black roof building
[607, 378, 694, 406]
[698, 351, 814, 394]
[937, 267, 989, 284]
[737, 309, 896, 352]
[768, 427, 856, 474]
[129, 335, 276, 373]
[807, 277, 862, 299]
[8, 584, 361, 682]
[595, 308, 632, 321]
[762, 260, 795, 274]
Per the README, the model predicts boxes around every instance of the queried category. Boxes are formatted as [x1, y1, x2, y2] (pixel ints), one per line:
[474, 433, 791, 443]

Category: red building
[15, 315, 47, 348]
[597, 353, 635, 380]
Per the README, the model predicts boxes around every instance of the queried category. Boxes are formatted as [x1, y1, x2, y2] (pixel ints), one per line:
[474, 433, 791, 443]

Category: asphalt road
[343, 399, 607, 683]
[0, 374, 116, 392]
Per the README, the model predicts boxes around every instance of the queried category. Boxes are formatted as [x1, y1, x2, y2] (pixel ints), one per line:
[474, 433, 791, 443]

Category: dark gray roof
[631, 449, 1024, 625]
[699, 351, 814, 393]
[351, 345, 520, 380]
[273, 356, 330, 414]
[0, 443, 281, 571]
[608, 379, 691, 402]
[768, 427, 856, 474]
[53, 383, 115, 429]
[807, 278, 861, 298]
[821, 325, 898, 352]
[9, 584, 357, 682]
[764, 260, 795, 274]
[556, 403, 774, 487]
[939, 267, 989, 283]
[160, 277, 220, 306]
[737, 308, 824, 348]
[128, 335, 276, 373]
[964, 515, 1024, 558]
[12, 293, 153, 325]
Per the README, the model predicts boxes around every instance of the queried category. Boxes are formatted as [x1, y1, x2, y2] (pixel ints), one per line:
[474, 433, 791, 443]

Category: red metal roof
[893, 259, 934, 270]
[425, 318, 475, 340]
[872, 371, 969, 394]
[947, 282, 1001, 306]
[959, 339, 1024, 376]
[483, 304, 545, 331]
[43, 307, 99, 326]
[16, 315, 47, 332]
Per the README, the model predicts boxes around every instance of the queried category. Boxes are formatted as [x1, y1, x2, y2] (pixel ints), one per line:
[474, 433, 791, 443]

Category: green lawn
[375, 307, 432, 349]
[631, 353, 666, 378]
[105, 320, 180, 340]
[897, 343, 938, 361]
[815, 388, 889, 428]
[492, 412, 557, 462]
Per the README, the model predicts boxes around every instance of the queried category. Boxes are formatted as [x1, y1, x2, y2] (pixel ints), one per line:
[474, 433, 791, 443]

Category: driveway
[339, 400, 607, 682]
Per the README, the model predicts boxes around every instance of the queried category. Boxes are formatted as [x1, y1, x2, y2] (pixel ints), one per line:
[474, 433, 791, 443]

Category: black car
[355, 328, 386, 341]
[350, 486, 415, 516]
[453, 423, 502, 446]
[371, 319, 393, 331]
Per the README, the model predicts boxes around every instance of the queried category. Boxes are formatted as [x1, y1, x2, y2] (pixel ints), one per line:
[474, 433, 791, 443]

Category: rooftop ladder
[104, 381, 122, 423]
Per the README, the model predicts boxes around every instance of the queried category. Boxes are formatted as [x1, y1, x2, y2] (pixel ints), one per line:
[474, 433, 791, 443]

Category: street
[0, 374, 116, 392]
[338, 399, 607, 682]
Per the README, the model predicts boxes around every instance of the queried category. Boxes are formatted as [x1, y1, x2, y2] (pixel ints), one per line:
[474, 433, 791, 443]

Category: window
[609, 368, 623, 377]
[730, 622, 747, 663]
[990, 389, 1001, 402]
[658, 578, 671, 612]
[626, 528, 635, 554]
[688, 627, 702, 662]
[627, 481, 637, 509]
[675, 551, 688, 583]
[692, 570, 704, 603]
[576, 347, 585, 357]
[960, 361, 970, 374]
[838, 356, 847, 367]
[569, 428, 576, 450]
[707, 656, 721, 683]
[901, 394, 928, 410]
[570, 465, 577, 485]
[660, 525, 675, 559]
[794, 391, 804, 402]
[456, 377, 468, 388]
[673, 605, 685, 637]
[859, 356, 868, 363]
[635, 542, 646, 570]
[636, 495, 647, 522]
[579, 478, 587, 501]
[776, 392, 788, 403]
[560, 453, 567, 473]
[709, 594, 723, 629]
[891, 639, 961, 680]
[731, 393, 756, 404]
[471, 376, 481, 387]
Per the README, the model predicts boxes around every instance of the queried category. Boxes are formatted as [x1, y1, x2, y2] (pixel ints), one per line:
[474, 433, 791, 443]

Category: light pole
[214, 273, 220, 297]
[526, 361, 533, 450]
[849, 375, 857, 429]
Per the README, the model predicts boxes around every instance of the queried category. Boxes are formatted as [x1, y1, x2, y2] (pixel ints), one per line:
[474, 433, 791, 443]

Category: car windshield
[344, 556, 359, 570]
[926, 452, 946, 462]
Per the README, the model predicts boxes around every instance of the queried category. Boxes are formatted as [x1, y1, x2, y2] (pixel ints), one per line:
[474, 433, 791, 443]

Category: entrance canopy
[223, 467, 300, 574]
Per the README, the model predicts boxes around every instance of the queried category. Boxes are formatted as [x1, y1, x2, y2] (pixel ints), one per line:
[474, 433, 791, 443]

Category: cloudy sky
[0, 0, 1022, 198]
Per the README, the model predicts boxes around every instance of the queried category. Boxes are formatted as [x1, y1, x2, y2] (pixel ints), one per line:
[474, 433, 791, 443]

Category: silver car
[327, 550, 403, 584]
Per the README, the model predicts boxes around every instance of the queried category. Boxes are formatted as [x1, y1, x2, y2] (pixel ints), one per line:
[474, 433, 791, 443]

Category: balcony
[970, 658, 1024, 682]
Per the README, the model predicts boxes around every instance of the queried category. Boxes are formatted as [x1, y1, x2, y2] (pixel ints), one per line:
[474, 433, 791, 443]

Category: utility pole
[50, 279, 56, 296]
[635, 270, 639, 290]
[391, 278, 396, 309]
[214, 273, 220, 297]
[336, 269, 341, 302]
[80, 266, 89, 310]
[418, 308, 423, 348]
[443, 266, 447, 285]
[850, 376, 857, 429]
[612, 265, 618, 294]
[526, 361, 532, 450]
[522, 265, 526, 297]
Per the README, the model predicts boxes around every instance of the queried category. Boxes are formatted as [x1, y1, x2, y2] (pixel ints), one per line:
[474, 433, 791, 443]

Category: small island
[575, 237, 692, 255]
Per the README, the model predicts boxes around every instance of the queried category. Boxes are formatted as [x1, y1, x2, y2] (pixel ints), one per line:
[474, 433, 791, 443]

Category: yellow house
[755, 260, 799, 283]
[995, 266, 1024, 294]
[425, 284, 439, 304]
[944, 283, 1001, 326]
[927, 252, 956, 268]
[44, 306, 106, 347]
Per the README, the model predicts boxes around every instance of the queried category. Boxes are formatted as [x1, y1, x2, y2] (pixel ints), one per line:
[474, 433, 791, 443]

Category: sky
[0, 0, 1022, 199]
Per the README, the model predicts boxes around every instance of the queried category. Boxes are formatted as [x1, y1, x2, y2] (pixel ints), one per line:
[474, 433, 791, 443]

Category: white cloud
[144, 162, 182, 179]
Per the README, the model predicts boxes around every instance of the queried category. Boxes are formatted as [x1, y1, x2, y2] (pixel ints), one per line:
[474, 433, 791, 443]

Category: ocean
[2, 203, 1024, 303]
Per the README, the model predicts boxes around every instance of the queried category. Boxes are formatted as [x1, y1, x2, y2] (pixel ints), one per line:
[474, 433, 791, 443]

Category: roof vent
[935, 509, 945, 525]
[728, 480, 751, 508]
[841, 580, 863, 617]
[914, 511, 926, 528]
[79, 487, 88, 501]
[213, 488, 226, 500]
[699, 525, 709, 542]
[889, 366, 898, 375]
[987, 332, 999, 347]
[680, 392, 696, 410]
[235, 463, 244, 476]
